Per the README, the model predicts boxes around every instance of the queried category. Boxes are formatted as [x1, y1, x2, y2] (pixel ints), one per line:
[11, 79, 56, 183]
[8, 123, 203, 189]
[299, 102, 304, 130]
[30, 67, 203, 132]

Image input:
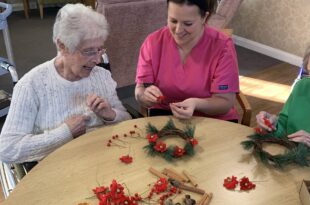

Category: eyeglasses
[79, 47, 106, 57]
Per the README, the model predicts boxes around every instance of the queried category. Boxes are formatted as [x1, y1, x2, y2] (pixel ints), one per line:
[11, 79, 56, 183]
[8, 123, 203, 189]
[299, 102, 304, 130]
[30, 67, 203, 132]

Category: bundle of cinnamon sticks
[149, 167, 213, 205]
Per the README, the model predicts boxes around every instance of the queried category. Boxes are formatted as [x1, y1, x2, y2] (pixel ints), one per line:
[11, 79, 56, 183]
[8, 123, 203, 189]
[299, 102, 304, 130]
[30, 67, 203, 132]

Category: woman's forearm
[135, 84, 152, 107]
[193, 93, 235, 116]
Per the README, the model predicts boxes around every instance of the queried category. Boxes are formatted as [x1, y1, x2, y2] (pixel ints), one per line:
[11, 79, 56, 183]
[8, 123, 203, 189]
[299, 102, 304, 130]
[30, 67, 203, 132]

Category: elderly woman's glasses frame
[79, 48, 107, 57]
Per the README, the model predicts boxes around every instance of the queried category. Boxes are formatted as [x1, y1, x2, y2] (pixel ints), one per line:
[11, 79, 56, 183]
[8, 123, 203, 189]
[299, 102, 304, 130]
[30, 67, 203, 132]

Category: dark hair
[167, 0, 217, 18]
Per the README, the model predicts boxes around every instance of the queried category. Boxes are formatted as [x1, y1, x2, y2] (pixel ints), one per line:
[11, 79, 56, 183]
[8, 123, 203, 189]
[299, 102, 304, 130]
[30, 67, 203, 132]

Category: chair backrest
[208, 0, 244, 29]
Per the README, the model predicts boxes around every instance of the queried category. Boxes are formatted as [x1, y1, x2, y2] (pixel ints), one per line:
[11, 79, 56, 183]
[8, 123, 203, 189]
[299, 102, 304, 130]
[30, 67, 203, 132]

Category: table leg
[22, 0, 29, 19]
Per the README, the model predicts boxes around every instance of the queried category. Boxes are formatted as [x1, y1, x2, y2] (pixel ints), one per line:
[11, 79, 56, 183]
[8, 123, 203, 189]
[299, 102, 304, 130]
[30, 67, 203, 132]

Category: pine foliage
[144, 118, 198, 162]
[241, 133, 310, 168]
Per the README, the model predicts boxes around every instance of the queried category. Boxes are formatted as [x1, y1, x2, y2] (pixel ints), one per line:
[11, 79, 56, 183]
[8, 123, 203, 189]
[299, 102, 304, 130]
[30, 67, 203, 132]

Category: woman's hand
[256, 111, 278, 132]
[87, 94, 116, 121]
[135, 84, 163, 107]
[65, 115, 90, 138]
[288, 130, 310, 147]
[170, 98, 196, 120]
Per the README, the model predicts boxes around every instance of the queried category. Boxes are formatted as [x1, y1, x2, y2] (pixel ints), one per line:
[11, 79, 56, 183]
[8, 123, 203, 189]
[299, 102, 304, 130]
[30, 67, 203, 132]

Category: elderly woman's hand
[65, 115, 90, 138]
[87, 94, 116, 121]
[288, 130, 310, 147]
[170, 98, 195, 120]
[256, 111, 278, 132]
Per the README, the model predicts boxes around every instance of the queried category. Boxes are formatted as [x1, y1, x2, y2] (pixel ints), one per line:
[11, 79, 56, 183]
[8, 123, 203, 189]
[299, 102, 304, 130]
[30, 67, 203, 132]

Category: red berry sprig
[119, 155, 133, 164]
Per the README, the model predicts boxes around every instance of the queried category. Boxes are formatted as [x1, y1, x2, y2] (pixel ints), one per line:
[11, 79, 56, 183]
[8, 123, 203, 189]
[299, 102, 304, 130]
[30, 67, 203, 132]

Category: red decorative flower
[120, 155, 133, 164]
[190, 138, 198, 146]
[239, 177, 256, 191]
[110, 179, 125, 200]
[93, 186, 108, 200]
[157, 95, 166, 103]
[154, 178, 168, 193]
[254, 127, 267, 135]
[154, 142, 167, 152]
[223, 176, 238, 190]
[173, 146, 185, 157]
[92, 180, 142, 205]
[263, 117, 273, 129]
[146, 133, 158, 143]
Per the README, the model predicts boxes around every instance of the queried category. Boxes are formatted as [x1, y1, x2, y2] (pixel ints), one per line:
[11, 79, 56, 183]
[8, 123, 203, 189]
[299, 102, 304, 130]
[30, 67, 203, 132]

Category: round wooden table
[3, 116, 309, 205]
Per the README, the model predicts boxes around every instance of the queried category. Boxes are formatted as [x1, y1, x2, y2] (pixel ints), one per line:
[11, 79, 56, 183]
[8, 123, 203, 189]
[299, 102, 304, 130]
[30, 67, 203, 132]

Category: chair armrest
[237, 92, 252, 126]
[123, 103, 145, 119]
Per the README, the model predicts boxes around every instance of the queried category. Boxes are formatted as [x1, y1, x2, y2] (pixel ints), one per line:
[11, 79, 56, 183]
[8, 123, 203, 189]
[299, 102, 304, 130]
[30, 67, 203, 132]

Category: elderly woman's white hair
[53, 3, 109, 52]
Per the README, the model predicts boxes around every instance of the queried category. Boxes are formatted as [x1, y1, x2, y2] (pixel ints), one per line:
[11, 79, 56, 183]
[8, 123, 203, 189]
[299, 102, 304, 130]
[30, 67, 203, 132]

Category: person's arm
[255, 89, 292, 137]
[256, 111, 278, 132]
[135, 35, 161, 108]
[0, 83, 73, 164]
[135, 83, 163, 108]
[170, 93, 235, 119]
[99, 72, 132, 124]
[288, 130, 310, 147]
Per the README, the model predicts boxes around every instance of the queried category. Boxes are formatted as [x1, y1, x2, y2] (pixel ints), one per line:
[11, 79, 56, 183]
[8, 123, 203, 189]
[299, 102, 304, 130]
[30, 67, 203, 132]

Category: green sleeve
[273, 88, 295, 137]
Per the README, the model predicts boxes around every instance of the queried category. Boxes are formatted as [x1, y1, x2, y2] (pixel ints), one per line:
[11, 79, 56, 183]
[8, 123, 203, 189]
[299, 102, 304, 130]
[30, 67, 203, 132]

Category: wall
[231, 0, 310, 58]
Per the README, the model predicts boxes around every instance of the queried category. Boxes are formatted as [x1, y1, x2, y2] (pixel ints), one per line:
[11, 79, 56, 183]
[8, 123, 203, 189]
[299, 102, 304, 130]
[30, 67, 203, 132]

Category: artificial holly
[189, 139, 198, 146]
[154, 178, 169, 193]
[223, 176, 256, 191]
[147, 134, 158, 143]
[239, 177, 256, 191]
[92, 180, 142, 205]
[173, 146, 185, 157]
[144, 119, 198, 161]
[223, 176, 238, 190]
[154, 142, 167, 152]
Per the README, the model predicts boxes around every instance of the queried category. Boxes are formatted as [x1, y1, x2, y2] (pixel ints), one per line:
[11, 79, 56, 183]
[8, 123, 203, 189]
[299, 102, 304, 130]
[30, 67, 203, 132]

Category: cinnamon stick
[182, 170, 198, 187]
[203, 193, 213, 205]
[197, 193, 209, 205]
[149, 167, 167, 179]
[169, 179, 205, 195]
[197, 193, 212, 205]
[162, 168, 187, 182]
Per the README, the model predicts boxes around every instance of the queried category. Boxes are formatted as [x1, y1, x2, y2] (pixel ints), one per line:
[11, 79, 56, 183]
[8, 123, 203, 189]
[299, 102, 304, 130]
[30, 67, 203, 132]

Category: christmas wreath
[144, 119, 198, 161]
[241, 132, 310, 168]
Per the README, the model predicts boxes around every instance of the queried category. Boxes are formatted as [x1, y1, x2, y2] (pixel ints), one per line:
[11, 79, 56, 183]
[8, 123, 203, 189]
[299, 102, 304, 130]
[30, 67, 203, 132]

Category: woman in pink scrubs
[135, 0, 239, 121]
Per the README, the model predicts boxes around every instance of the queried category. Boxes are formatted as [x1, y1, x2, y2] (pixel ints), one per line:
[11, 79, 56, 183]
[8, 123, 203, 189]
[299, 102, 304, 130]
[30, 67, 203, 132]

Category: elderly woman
[135, 0, 239, 121]
[0, 4, 131, 166]
[256, 45, 310, 147]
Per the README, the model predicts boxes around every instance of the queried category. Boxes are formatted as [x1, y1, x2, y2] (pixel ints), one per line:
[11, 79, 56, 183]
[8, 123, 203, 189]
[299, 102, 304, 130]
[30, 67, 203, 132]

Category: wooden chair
[22, 0, 95, 19]
[236, 92, 252, 126]
[221, 28, 252, 126]
[0, 162, 28, 198]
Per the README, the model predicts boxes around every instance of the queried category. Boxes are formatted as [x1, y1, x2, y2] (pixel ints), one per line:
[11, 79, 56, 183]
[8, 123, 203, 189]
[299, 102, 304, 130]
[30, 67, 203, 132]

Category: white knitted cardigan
[0, 59, 131, 163]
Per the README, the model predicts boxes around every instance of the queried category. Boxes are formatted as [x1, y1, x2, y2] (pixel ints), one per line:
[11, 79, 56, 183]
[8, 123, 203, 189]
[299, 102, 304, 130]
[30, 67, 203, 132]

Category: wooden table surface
[3, 116, 309, 205]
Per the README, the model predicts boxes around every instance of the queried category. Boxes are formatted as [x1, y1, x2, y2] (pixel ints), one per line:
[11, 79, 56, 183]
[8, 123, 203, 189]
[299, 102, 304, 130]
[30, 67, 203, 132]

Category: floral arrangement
[241, 131, 310, 168]
[144, 119, 198, 161]
[223, 176, 256, 191]
[90, 178, 180, 205]
[92, 179, 142, 205]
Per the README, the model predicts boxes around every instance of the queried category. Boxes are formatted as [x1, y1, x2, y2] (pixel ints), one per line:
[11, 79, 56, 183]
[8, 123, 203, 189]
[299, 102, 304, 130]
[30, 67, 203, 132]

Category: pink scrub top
[136, 26, 239, 120]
